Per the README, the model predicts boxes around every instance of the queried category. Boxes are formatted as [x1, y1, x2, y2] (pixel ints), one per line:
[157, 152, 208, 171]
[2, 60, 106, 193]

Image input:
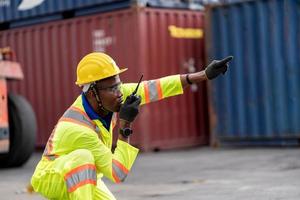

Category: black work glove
[119, 95, 141, 122]
[205, 56, 233, 80]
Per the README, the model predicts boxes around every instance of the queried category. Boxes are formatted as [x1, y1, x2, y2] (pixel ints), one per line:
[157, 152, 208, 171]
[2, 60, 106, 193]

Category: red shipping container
[0, 7, 208, 151]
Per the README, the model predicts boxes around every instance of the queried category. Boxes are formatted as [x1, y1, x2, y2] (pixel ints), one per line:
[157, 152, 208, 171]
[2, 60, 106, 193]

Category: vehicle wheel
[0, 93, 37, 167]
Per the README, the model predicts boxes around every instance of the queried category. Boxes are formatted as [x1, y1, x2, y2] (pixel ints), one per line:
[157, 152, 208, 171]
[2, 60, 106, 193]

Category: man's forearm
[180, 56, 233, 88]
[180, 70, 208, 88]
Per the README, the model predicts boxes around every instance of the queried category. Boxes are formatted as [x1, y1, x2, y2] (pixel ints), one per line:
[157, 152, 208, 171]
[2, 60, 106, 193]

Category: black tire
[0, 93, 37, 168]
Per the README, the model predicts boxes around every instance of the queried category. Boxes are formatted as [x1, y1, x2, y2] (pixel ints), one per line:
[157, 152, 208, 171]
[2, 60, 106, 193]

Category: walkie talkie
[131, 75, 143, 96]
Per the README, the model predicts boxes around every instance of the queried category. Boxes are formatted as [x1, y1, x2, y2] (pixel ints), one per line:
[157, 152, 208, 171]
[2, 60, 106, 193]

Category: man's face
[96, 75, 123, 112]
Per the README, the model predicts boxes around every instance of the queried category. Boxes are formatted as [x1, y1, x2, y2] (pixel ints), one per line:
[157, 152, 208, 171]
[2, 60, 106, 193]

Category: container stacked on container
[0, 0, 208, 151]
[206, 0, 300, 146]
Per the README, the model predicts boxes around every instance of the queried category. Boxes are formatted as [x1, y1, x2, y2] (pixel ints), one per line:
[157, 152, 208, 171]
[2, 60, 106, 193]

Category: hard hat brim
[118, 68, 128, 75]
[75, 67, 128, 86]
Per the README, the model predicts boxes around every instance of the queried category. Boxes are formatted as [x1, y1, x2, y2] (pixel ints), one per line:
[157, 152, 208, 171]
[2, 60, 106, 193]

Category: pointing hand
[205, 56, 233, 80]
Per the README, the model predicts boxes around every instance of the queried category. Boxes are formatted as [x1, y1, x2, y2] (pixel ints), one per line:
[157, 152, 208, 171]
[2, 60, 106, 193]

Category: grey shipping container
[206, 0, 300, 146]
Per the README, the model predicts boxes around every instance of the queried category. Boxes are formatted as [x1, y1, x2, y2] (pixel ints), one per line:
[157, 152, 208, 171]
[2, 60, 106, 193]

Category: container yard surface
[1, 147, 299, 200]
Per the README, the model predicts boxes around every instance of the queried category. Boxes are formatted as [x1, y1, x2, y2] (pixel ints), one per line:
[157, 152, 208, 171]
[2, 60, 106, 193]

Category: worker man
[30, 52, 233, 199]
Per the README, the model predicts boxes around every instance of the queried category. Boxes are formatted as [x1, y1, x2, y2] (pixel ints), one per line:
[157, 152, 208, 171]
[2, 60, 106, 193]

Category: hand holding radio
[119, 75, 143, 123]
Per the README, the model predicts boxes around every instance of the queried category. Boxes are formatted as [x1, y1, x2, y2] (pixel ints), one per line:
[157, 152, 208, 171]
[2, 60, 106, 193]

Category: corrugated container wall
[0, 7, 208, 151]
[0, 0, 128, 24]
[0, 0, 203, 28]
[206, 0, 300, 145]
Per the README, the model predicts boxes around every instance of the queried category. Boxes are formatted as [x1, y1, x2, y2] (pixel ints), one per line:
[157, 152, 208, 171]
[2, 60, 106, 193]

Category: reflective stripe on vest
[43, 126, 57, 160]
[64, 164, 97, 193]
[60, 106, 100, 134]
[112, 159, 129, 183]
[144, 80, 163, 103]
[43, 106, 100, 161]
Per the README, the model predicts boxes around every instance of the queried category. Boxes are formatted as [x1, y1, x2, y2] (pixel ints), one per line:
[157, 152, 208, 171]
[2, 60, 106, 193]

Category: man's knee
[69, 149, 95, 164]
[63, 149, 97, 196]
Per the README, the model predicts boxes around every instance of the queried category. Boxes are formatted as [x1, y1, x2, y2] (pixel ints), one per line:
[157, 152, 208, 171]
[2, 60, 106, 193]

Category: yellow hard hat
[75, 52, 127, 85]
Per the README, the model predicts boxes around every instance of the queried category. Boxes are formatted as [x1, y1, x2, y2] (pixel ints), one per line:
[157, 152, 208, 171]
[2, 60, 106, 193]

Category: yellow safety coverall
[31, 75, 183, 200]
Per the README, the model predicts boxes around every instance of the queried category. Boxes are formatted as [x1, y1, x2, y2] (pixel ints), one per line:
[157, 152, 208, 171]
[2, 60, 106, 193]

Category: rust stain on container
[0, 7, 208, 151]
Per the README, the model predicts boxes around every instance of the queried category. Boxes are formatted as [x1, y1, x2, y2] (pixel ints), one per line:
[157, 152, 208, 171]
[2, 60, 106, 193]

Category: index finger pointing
[219, 56, 233, 64]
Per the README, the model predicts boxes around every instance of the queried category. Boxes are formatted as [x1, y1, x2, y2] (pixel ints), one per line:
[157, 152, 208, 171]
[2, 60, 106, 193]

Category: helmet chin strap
[90, 83, 110, 116]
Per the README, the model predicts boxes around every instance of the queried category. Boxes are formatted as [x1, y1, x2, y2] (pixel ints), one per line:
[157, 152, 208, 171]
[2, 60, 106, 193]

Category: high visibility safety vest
[31, 75, 183, 195]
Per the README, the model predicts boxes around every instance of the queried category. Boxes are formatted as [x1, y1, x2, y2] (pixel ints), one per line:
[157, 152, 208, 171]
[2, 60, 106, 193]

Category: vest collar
[81, 93, 112, 130]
